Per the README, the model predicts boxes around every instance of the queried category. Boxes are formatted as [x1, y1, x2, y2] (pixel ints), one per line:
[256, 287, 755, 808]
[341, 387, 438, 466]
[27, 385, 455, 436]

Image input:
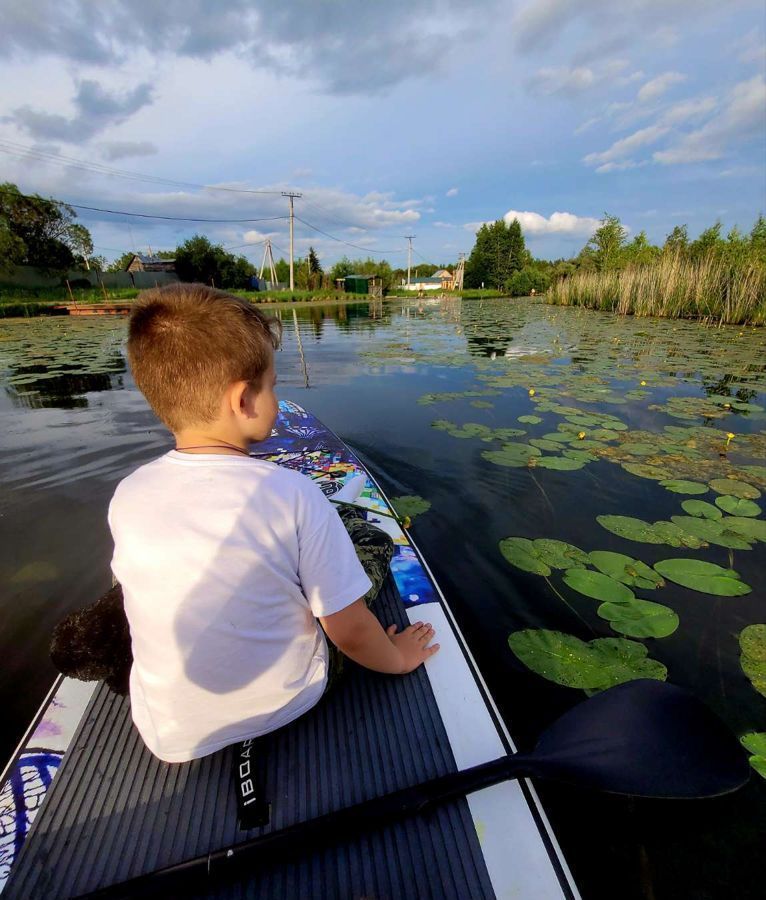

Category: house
[125, 254, 176, 274]
[400, 276, 443, 291]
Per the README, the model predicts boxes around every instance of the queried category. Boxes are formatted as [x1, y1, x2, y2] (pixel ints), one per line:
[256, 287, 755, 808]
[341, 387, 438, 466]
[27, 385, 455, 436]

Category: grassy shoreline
[547, 255, 766, 325]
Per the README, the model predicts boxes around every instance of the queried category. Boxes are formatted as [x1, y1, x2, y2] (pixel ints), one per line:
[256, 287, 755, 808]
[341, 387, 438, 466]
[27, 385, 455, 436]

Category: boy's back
[109, 450, 371, 763]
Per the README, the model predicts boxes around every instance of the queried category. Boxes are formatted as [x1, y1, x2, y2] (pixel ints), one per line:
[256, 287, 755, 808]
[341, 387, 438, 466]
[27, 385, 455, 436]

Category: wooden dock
[56, 302, 133, 316]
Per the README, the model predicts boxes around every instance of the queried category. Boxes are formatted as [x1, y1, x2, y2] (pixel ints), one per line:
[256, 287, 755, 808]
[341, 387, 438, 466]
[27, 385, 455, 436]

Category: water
[1, 298, 764, 899]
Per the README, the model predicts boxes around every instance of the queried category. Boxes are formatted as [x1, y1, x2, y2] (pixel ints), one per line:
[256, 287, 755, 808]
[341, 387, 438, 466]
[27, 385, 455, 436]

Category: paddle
[79, 679, 749, 899]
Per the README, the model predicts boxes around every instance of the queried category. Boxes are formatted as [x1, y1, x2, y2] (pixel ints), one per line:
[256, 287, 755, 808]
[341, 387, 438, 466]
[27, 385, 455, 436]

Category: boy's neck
[174, 426, 250, 456]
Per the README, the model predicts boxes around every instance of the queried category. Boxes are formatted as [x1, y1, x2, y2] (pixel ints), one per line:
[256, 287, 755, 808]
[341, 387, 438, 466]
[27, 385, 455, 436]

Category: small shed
[126, 254, 176, 274]
[339, 274, 384, 297]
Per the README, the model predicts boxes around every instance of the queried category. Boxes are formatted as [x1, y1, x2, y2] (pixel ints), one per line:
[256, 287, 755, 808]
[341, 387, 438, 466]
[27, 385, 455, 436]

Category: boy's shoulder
[111, 452, 325, 503]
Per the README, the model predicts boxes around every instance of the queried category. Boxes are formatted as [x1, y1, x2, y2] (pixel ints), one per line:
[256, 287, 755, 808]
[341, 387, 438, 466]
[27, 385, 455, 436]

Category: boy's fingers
[386, 624, 398, 635]
[426, 643, 440, 655]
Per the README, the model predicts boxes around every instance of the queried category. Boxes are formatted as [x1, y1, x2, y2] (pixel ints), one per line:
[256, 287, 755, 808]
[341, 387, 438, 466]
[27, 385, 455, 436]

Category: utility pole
[405, 235, 415, 287]
[259, 239, 278, 287]
[282, 192, 302, 290]
[454, 252, 465, 291]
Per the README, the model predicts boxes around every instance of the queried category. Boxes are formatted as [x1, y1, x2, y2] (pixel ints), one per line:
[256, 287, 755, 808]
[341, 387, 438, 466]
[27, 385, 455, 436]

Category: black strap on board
[233, 738, 271, 830]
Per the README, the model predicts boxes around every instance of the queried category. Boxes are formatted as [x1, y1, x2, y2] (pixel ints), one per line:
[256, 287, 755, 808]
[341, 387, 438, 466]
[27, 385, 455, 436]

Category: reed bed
[547, 255, 766, 325]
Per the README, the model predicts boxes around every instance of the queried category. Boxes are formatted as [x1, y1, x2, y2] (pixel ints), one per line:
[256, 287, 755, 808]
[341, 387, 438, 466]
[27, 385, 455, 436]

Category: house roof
[129, 254, 176, 265]
[433, 269, 452, 278]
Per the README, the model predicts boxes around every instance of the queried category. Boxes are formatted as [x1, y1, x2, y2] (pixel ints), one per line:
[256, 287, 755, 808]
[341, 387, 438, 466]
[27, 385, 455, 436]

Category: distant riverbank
[0, 286, 509, 317]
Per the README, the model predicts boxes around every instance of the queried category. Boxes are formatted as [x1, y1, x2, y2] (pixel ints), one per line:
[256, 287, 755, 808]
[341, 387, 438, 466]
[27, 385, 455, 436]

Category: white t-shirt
[108, 451, 372, 763]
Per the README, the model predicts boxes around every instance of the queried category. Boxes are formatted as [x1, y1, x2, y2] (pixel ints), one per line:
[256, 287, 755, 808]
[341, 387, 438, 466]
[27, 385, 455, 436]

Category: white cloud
[637, 71, 686, 103]
[659, 96, 716, 126]
[527, 65, 595, 95]
[731, 27, 766, 66]
[527, 58, 629, 96]
[584, 123, 670, 166]
[446, 187, 459, 197]
[465, 209, 603, 237]
[654, 75, 766, 164]
[0, 0, 494, 95]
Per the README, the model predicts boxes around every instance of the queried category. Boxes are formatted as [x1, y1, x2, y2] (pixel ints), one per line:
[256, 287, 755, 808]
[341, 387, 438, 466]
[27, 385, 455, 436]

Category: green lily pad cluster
[508, 629, 667, 692]
[499, 537, 589, 575]
[740, 733, 766, 779]
[739, 625, 766, 699]
[389, 495, 431, 521]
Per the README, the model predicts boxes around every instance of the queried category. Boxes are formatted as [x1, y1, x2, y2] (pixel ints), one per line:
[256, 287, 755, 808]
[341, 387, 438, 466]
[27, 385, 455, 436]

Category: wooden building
[125, 254, 177, 274]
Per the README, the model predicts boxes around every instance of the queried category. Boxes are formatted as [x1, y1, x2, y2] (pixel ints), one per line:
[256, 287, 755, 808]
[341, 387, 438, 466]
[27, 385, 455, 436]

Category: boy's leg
[324, 503, 395, 692]
[334, 503, 394, 607]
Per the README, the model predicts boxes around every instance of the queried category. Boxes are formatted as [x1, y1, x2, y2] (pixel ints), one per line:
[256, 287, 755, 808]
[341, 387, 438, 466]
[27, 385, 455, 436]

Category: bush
[505, 267, 551, 296]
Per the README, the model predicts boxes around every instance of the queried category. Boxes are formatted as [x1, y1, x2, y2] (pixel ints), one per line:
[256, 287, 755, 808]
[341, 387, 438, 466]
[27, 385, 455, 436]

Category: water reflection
[0, 298, 764, 900]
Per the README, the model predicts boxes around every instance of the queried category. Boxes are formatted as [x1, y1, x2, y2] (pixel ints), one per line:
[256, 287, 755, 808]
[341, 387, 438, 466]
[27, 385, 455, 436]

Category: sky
[0, 0, 764, 268]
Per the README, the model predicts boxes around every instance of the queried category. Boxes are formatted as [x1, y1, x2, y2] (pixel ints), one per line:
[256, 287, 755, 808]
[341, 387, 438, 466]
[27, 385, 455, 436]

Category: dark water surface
[1, 298, 764, 899]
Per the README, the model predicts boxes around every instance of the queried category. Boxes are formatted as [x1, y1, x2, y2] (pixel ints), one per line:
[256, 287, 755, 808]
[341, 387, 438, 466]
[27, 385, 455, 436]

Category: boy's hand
[386, 621, 440, 673]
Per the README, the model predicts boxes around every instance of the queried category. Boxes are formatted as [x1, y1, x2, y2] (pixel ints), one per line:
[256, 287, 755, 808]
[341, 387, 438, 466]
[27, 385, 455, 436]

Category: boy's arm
[320, 599, 439, 674]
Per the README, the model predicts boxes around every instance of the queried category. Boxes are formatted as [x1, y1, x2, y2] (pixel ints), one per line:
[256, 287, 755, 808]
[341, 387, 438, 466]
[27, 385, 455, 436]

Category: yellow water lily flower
[528, 388, 536, 396]
[725, 432, 735, 448]
[577, 431, 586, 440]
[640, 380, 647, 386]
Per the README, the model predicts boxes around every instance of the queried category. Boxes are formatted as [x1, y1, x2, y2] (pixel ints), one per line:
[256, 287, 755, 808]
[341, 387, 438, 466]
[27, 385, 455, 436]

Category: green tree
[749, 214, 766, 266]
[174, 235, 254, 288]
[582, 214, 628, 271]
[507, 218, 526, 273]
[622, 231, 660, 267]
[689, 222, 724, 261]
[68, 223, 94, 268]
[663, 225, 689, 255]
[0, 181, 93, 272]
[107, 251, 138, 272]
[465, 219, 526, 289]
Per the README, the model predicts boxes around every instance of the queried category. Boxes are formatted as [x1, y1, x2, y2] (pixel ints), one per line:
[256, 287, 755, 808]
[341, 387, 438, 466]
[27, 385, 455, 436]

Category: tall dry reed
[547, 255, 766, 325]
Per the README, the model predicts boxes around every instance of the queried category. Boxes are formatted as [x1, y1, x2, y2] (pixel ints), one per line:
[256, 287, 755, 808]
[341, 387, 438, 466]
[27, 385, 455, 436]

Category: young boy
[108, 283, 439, 763]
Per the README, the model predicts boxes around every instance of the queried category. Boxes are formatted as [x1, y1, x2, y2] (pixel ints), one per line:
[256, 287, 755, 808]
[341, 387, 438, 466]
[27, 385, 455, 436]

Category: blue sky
[1, 0, 764, 267]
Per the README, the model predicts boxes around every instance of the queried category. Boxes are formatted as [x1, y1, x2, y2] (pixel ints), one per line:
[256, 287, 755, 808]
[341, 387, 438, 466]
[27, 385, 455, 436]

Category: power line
[295, 216, 405, 255]
[0, 139, 285, 196]
[0, 185, 288, 223]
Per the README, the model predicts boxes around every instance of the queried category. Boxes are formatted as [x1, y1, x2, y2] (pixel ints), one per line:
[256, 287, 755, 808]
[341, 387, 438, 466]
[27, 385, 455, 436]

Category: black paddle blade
[517, 679, 750, 798]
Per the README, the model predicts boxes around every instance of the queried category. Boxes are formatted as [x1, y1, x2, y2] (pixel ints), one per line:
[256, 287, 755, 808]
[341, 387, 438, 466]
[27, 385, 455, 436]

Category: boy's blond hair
[127, 283, 281, 432]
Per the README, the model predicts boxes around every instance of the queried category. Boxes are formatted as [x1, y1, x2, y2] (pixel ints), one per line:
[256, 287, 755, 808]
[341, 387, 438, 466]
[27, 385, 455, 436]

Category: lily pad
[653, 559, 751, 596]
[562, 568, 636, 603]
[499, 537, 550, 575]
[715, 495, 761, 517]
[670, 516, 753, 550]
[518, 415, 542, 424]
[709, 478, 761, 500]
[596, 515, 668, 545]
[740, 624, 766, 698]
[483, 442, 541, 466]
[530, 438, 565, 452]
[680, 500, 722, 520]
[721, 517, 766, 542]
[621, 443, 657, 456]
[740, 733, 766, 780]
[589, 550, 665, 589]
[660, 480, 709, 495]
[533, 456, 587, 471]
[508, 629, 668, 691]
[390, 495, 431, 521]
[532, 539, 589, 570]
[597, 599, 679, 638]
[622, 463, 669, 480]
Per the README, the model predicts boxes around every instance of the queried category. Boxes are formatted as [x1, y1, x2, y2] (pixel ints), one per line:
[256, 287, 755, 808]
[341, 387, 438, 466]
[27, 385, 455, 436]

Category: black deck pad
[5, 577, 495, 899]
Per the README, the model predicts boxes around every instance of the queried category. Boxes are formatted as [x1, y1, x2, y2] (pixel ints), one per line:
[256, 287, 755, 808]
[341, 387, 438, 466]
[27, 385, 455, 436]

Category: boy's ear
[228, 380, 253, 418]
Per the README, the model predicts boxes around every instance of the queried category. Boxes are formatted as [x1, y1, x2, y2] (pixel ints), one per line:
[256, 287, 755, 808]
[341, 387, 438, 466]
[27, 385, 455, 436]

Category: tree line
[3, 181, 764, 296]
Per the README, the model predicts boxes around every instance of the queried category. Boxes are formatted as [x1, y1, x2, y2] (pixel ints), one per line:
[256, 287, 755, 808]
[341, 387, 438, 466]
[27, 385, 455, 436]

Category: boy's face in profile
[246, 352, 279, 443]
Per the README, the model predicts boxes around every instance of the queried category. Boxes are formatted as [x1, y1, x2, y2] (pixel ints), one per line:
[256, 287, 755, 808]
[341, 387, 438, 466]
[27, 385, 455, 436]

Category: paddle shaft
[78, 753, 530, 899]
